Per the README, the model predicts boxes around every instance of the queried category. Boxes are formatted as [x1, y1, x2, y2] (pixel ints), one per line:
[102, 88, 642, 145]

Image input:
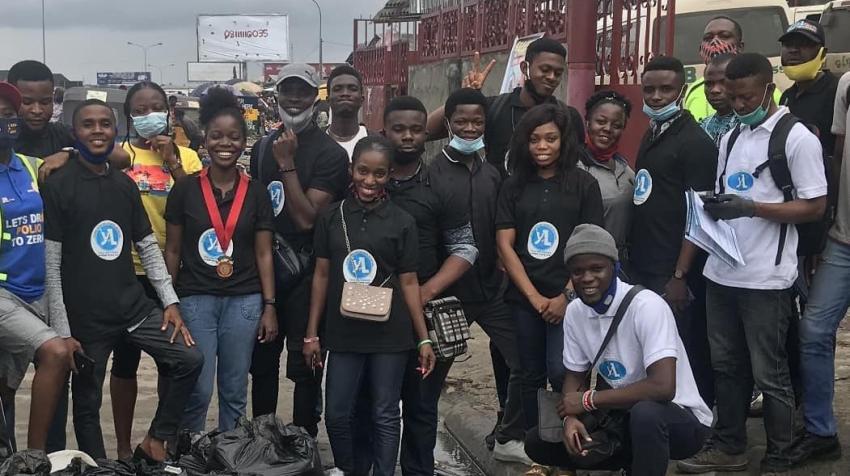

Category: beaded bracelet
[417, 339, 433, 350]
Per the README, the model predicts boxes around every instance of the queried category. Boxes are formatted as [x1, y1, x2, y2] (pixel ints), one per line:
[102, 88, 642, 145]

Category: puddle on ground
[434, 419, 486, 476]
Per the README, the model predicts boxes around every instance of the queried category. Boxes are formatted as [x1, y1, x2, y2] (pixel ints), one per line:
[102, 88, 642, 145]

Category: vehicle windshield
[822, 7, 850, 52]
[657, 7, 788, 65]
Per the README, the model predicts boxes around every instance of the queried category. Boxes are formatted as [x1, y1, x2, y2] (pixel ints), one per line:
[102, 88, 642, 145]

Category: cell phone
[73, 350, 95, 376]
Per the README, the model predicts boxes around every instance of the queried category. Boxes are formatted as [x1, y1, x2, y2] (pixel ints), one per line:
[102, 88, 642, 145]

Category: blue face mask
[642, 86, 686, 122]
[132, 111, 168, 139]
[734, 84, 773, 126]
[449, 135, 485, 155]
[591, 261, 621, 315]
[74, 139, 115, 165]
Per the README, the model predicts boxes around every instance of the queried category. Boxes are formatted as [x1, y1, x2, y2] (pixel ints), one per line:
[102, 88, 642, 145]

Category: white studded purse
[338, 201, 393, 322]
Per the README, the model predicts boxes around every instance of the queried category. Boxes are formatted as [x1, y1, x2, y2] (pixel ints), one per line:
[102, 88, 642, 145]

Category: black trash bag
[209, 415, 321, 476]
[176, 431, 220, 474]
[84, 459, 136, 476]
[0, 450, 51, 476]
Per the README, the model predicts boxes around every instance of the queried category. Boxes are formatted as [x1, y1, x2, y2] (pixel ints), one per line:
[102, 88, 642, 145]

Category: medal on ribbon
[199, 168, 249, 279]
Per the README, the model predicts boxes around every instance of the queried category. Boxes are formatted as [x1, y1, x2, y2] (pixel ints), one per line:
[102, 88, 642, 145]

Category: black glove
[703, 193, 756, 221]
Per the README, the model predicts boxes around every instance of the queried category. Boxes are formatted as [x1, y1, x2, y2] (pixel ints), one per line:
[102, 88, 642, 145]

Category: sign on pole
[96, 72, 151, 88]
[499, 32, 547, 94]
[197, 14, 290, 62]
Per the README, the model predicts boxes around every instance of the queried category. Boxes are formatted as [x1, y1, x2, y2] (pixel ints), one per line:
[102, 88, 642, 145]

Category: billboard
[187, 62, 243, 82]
[96, 72, 151, 88]
[197, 14, 290, 62]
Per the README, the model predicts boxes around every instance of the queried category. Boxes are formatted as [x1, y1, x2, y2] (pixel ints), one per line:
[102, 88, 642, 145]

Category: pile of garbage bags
[0, 415, 321, 476]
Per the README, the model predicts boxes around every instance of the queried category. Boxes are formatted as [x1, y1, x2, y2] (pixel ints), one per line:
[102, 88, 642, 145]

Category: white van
[821, 0, 850, 73]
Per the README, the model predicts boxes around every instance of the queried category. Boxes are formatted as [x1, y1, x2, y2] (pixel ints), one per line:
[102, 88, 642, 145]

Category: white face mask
[279, 104, 314, 134]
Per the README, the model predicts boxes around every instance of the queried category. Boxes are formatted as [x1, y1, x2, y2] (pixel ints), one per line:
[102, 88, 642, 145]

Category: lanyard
[199, 168, 249, 255]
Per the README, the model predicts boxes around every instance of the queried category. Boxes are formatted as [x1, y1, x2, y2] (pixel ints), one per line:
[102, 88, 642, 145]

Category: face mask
[590, 262, 621, 314]
[642, 94, 682, 123]
[74, 138, 115, 165]
[131, 112, 168, 139]
[783, 48, 825, 82]
[279, 104, 314, 134]
[394, 147, 423, 165]
[699, 37, 740, 64]
[446, 120, 485, 155]
[0, 117, 21, 149]
[734, 84, 773, 126]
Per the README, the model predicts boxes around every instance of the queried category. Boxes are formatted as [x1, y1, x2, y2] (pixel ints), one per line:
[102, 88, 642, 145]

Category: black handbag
[272, 233, 312, 290]
[537, 285, 646, 469]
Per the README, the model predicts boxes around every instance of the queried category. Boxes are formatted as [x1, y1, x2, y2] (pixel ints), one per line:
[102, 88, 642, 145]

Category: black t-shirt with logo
[249, 124, 351, 252]
[42, 158, 155, 343]
[629, 112, 718, 278]
[15, 122, 74, 159]
[387, 163, 469, 284]
[165, 173, 275, 297]
[312, 198, 419, 353]
[496, 169, 604, 304]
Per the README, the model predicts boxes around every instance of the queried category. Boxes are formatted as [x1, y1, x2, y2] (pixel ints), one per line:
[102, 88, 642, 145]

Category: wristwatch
[673, 269, 687, 280]
[562, 289, 578, 302]
[263, 298, 276, 306]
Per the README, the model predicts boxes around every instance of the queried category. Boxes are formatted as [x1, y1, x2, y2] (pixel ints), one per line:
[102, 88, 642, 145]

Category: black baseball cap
[779, 19, 825, 45]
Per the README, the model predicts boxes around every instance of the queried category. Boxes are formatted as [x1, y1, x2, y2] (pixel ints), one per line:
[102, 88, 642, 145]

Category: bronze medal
[216, 256, 234, 279]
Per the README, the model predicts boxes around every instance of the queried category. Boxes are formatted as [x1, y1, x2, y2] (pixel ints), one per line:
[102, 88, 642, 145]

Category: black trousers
[249, 275, 323, 436]
[525, 401, 709, 476]
[72, 309, 203, 459]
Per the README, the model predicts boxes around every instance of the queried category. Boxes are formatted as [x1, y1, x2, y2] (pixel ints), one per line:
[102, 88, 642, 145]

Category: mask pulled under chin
[524, 80, 549, 104]
[590, 262, 621, 315]
[394, 148, 423, 165]
[279, 105, 314, 134]
[74, 139, 114, 165]
[448, 135, 485, 155]
[783, 48, 825, 82]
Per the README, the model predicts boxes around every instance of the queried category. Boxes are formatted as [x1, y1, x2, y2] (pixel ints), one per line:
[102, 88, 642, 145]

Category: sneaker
[676, 446, 749, 473]
[493, 439, 533, 466]
[749, 390, 764, 417]
[790, 432, 841, 466]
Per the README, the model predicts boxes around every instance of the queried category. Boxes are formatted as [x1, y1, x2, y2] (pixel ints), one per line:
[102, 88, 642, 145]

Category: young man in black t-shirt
[381, 95, 480, 475]
[42, 100, 202, 461]
[628, 56, 718, 406]
[248, 63, 350, 436]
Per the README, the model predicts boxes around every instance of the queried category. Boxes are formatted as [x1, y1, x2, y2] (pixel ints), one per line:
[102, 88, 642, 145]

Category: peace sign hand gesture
[462, 52, 497, 90]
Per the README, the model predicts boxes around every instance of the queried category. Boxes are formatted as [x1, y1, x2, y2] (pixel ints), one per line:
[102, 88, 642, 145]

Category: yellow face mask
[784, 47, 826, 82]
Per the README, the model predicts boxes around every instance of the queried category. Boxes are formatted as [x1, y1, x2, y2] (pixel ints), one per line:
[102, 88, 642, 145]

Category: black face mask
[524, 79, 549, 105]
[394, 147, 423, 165]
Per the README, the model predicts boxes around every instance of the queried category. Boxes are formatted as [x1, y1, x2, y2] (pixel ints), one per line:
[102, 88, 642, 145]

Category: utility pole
[311, 0, 324, 78]
[128, 42, 163, 73]
[41, 0, 46, 63]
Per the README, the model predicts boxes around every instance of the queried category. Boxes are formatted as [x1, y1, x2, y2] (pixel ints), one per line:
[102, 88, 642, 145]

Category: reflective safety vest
[0, 154, 41, 281]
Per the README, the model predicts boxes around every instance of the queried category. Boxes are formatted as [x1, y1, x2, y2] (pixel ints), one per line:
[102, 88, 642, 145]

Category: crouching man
[525, 224, 712, 476]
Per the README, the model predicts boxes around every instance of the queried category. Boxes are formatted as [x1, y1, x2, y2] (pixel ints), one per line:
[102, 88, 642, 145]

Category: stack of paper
[685, 190, 746, 268]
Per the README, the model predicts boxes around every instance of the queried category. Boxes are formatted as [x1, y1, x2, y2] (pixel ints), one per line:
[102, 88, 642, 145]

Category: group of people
[0, 14, 848, 476]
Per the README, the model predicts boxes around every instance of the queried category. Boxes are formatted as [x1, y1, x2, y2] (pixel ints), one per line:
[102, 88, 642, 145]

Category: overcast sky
[1, 0, 386, 86]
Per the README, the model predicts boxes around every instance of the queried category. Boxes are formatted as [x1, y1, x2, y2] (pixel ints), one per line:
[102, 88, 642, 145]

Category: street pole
[311, 0, 323, 79]
[41, 0, 46, 63]
[128, 42, 163, 74]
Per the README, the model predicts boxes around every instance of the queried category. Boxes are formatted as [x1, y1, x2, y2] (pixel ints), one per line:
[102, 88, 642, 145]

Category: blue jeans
[325, 351, 407, 476]
[800, 238, 850, 437]
[180, 294, 262, 432]
[512, 302, 566, 430]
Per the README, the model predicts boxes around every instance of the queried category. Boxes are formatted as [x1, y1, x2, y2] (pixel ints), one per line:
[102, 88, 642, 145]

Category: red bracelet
[582, 390, 593, 412]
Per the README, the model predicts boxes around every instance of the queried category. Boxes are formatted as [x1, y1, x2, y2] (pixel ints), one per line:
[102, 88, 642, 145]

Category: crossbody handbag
[537, 285, 646, 469]
[257, 133, 312, 289]
[424, 297, 471, 360]
[338, 201, 394, 322]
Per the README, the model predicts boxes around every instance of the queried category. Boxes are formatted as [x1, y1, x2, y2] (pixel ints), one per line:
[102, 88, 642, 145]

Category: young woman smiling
[496, 103, 603, 430]
[164, 87, 277, 432]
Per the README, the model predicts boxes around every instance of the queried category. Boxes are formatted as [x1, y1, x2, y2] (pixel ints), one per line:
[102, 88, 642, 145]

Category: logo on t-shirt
[343, 249, 377, 284]
[90, 220, 124, 261]
[598, 359, 627, 381]
[268, 181, 285, 216]
[633, 169, 653, 205]
[198, 228, 235, 266]
[726, 171, 755, 193]
[527, 221, 559, 260]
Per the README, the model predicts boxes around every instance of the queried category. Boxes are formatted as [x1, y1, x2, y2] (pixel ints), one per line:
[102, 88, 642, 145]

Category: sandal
[132, 445, 161, 465]
[524, 464, 551, 476]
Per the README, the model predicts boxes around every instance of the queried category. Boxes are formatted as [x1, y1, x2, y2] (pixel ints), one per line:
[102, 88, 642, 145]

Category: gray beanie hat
[563, 224, 618, 265]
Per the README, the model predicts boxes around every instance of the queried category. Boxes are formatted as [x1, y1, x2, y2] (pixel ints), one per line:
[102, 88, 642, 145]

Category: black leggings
[525, 401, 709, 476]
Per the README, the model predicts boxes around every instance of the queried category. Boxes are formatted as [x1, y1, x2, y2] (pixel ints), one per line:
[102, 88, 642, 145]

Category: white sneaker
[493, 439, 533, 466]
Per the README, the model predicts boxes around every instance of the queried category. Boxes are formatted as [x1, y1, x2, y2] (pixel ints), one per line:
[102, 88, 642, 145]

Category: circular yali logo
[599, 359, 628, 381]
[633, 169, 653, 205]
[268, 181, 285, 216]
[90, 220, 124, 261]
[198, 228, 235, 266]
[343, 249, 377, 284]
[527, 221, 559, 260]
[726, 171, 754, 192]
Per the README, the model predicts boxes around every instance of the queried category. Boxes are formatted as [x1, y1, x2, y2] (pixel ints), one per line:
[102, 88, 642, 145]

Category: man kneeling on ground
[525, 224, 712, 476]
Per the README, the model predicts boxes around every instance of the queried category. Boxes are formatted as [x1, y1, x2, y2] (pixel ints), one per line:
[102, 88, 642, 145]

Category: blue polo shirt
[0, 153, 45, 302]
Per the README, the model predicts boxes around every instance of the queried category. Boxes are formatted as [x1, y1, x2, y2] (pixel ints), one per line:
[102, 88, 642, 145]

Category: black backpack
[720, 114, 832, 264]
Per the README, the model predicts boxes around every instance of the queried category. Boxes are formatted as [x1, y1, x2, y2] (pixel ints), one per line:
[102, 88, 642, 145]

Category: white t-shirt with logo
[704, 107, 827, 290]
[330, 125, 369, 161]
[562, 280, 713, 427]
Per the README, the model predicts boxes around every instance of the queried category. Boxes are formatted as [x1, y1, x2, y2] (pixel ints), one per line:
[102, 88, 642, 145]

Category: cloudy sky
[1, 0, 387, 85]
